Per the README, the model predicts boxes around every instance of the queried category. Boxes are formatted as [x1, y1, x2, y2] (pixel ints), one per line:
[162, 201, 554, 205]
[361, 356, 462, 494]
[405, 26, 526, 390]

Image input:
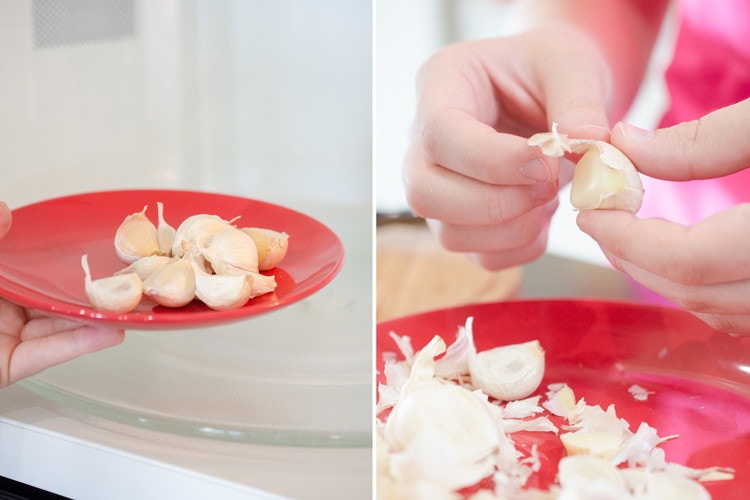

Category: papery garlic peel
[527, 122, 644, 213]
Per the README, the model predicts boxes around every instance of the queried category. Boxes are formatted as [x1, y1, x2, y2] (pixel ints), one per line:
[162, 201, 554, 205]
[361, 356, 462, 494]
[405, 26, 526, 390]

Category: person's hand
[0, 201, 124, 387]
[577, 98, 750, 334]
[403, 26, 614, 270]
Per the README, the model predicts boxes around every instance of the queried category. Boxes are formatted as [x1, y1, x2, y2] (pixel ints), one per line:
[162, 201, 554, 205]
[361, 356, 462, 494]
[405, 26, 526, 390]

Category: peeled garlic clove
[569, 141, 644, 213]
[115, 255, 174, 280]
[114, 206, 160, 263]
[142, 257, 196, 307]
[557, 455, 626, 490]
[171, 214, 235, 258]
[240, 227, 290, 271]
[468, 340, 545, 401]
[200, 228, 259, 274]
[81, 254, 142, 313]
[156, 202, 176, 255]
[192, 263, 254, 310]
[560, 431, 625, 460]
[527, 122, 644, 213]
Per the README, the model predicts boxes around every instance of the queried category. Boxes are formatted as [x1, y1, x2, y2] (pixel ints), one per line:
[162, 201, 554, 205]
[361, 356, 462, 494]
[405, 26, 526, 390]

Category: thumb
[611, 97, 750, 181]
[0, 202, 10, 239]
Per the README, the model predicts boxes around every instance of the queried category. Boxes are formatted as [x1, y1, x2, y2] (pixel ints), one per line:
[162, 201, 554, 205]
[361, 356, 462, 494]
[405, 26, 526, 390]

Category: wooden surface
[376, 221, 522, 323]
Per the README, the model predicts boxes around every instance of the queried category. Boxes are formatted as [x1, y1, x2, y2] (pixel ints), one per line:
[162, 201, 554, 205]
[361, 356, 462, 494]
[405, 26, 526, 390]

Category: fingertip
[0, 201, 11, 239]
[77, 326, 126, 351]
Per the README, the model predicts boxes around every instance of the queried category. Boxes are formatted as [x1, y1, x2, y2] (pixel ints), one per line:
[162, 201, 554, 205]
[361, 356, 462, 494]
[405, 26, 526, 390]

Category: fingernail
[618, 122, 654, 143]
[520, 158, 551, 183]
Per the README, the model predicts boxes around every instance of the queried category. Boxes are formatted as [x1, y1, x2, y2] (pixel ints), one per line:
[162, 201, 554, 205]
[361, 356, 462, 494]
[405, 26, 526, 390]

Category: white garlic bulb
[142, 257, 196, 307]
[241, 227, 290, 271]
[527, 123, 644, 213]
[114, 206, 160, 263]
[81, 254, 142, 313]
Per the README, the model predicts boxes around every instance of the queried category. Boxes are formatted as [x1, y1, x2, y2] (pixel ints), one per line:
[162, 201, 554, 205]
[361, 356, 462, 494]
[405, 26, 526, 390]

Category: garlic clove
[142, 257, 196, 307]
[81, 254, 142, 313]
[156, 202, 176, 255]
[240, 227, 290, 271]
[115, 255, 175, 281]
[246, 271, 277, 297]
[557, 455, 627, 490]
[192, 261, 254, 310]
[468, 339, 545, 401]
[114, 205, 160, 263]
[569, 141, 643, 213]
[527, 122, 644, 213]
[560, 430, 625, 460]
[171, 214, 235, 258]
[200, 228, 259, 274]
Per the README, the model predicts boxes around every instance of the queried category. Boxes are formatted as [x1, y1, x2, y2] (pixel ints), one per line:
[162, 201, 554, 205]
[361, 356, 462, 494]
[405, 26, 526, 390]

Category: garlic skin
[114, 206, 160, 263]
[142, 257, 196, 307]
[171, 214, 235, 258]
[527, 123, 644, 213]
[156, 201, 176, 255]
[241, 227, 290, 271]
[469, 339, 545, 401]
[385, 335, 500, 491]
[200, 227, 259, 274]
[81, 254, 142, 313]
[115, 255, 174, 281]
[569, 141, 644, 213]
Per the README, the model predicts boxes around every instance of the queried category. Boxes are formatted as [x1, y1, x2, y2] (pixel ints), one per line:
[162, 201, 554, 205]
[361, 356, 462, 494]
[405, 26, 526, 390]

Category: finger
[532, 30, 612, 137]
[8, 325, 124, 386]
[469, 221, 551, 271]
[428, 200, 558, 253]
[20, 316, 93, 340]
[612, 98, 750, 180]
[577, 205, 750, 285]
[0, 298, 26, 335]
[692, 312, 750, 336]
[416, 112, 556, 185]
[600, 248, 750, 315]
[0, 201, 11, 239]
[405, 144, 559, 225]
[414, 42, 557, 185]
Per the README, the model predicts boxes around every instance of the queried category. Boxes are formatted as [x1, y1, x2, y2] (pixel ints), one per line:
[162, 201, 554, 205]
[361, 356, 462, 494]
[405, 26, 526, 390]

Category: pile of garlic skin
[527, 122, 644, 213]
[376, 317, 734, 499]
[81, 202, 289, 313]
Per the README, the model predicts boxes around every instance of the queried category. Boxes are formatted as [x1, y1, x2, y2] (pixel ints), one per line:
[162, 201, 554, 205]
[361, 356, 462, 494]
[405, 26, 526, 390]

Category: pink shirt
[637, 0, 750, 225]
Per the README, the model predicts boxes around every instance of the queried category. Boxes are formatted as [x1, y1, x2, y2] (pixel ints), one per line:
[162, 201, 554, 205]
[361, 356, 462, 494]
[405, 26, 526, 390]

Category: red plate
[376, 299, 750, 496]
[0, 189, 344, 329]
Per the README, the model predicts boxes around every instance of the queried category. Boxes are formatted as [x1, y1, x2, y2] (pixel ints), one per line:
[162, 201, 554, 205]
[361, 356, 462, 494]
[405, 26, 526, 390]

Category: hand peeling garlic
[527, 122, 644, 213]
[82, 202, 289, 312]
